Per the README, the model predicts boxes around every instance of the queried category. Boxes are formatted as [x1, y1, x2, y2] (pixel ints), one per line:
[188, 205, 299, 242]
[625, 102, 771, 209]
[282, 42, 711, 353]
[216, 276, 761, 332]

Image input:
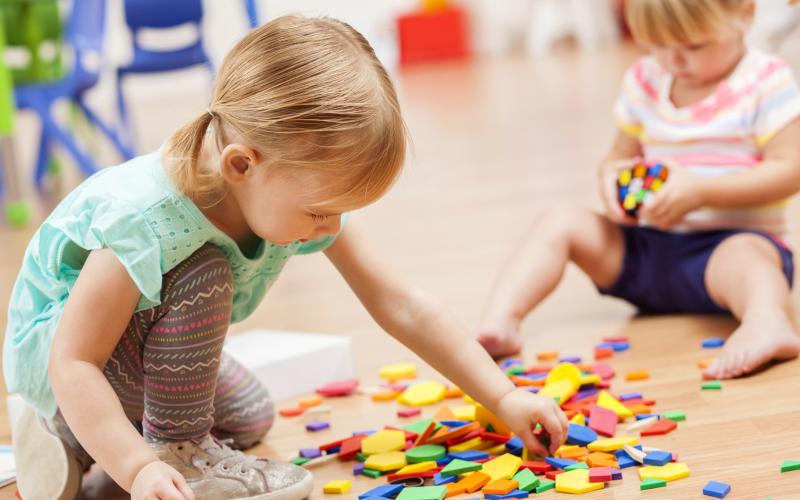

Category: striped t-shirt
[614, 48, 800, 236]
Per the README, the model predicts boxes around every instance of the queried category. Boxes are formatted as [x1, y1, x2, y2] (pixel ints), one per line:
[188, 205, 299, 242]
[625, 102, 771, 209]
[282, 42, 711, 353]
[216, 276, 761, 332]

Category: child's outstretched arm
[49, 249, 194, 500]
[642, 118, 800, 228]
[325, 224, 569, 456]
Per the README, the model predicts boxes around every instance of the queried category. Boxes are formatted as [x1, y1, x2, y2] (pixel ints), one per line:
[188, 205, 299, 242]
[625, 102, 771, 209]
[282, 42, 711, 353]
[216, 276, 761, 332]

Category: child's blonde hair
[167, 15, 407, 211]
[625, 0, 751, 46]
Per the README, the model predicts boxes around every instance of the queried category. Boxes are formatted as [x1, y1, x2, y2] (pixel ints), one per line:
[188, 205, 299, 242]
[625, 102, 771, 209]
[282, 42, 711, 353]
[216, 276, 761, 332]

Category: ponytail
[165, 111, 223, 205]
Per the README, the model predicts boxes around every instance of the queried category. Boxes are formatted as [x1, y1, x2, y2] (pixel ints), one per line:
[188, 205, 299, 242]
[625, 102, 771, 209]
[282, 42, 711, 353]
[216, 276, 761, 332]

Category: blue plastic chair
[116, 0, 212, 146]
[244, 0, 259, 28]
[14, 0, 134, 185]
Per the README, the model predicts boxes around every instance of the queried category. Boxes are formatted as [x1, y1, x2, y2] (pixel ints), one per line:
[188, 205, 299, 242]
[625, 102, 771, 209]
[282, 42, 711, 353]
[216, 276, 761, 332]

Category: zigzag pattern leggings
[102, 244, 274, 448]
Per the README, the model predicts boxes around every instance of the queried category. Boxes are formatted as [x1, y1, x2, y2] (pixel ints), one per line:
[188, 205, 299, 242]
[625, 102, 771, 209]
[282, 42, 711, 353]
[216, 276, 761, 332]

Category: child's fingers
[173, 476, 196, 500]
[539, 409, 566, 454]
[519, 429, 549, 458]
[556, 405, 569, 437]
[158, 484, 187, 500]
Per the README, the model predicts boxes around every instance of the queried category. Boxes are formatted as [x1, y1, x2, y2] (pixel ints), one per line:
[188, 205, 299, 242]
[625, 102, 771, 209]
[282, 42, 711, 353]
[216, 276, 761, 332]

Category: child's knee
[532, 203, 593, 242]
[161, 243, 233, 303]
[217, 397, 276, 450]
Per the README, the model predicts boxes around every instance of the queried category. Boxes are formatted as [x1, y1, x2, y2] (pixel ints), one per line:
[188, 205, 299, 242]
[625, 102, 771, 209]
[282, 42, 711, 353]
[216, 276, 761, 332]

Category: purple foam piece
[611, 468, 622, 480]
[525, 387, 540, 394]
[500, 358, 524, 369]
[300, 447, 322, 458]
[560, 356, 582, 363]
[306, 421, 330, 432]
[353, 463, 365, 475]
[619, 392, 642, 401]
[574, 388, 599, 401]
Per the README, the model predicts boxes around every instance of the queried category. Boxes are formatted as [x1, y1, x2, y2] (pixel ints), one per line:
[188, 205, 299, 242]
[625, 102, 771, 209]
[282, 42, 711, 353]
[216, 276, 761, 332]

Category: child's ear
[741, 0, 756, 20]
[219, 143, 257, 182]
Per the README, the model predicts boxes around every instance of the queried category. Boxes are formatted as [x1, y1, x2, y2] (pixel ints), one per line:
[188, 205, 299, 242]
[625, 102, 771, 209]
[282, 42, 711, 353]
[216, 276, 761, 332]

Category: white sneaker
[149, 434, 313, 499]
[13, 405, 87, 500]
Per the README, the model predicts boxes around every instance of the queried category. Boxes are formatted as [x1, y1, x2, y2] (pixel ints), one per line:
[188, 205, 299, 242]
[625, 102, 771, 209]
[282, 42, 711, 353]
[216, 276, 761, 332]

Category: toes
[719, 351, 738, 380]
[729, 351, 748, 378]
[702, 363, 719, 380]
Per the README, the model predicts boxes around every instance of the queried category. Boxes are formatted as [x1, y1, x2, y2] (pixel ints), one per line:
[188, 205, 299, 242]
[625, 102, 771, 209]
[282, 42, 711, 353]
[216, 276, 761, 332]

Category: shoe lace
[196, 435, 262, 475]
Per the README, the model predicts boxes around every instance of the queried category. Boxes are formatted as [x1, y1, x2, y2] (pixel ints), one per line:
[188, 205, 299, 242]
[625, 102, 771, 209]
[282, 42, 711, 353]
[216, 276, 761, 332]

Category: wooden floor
[2, 40, 800, 499]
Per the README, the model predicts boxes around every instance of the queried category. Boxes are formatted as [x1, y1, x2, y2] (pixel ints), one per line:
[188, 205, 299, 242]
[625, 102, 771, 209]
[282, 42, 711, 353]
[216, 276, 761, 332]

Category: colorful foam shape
[638, 462, 690, 482]
[587, 436, 639, 452]
[379, 362, 417, 380]
[398, 381, 446, 406]
[703, 480, 731, 498]
[597, 390, 634, 421]
[364, 451, 407, 472]
[566, 423, 598, 446]
[323, 480, 351, 494]
[555, 469, 605, 494]
[362, 430, 407, 455]
[482, 453, 523, 481]
[395, 485, 447, 500]
[439, 458, 482, 477]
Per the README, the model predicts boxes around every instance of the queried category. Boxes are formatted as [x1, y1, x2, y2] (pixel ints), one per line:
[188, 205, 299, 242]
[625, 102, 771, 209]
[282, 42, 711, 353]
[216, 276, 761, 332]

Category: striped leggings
[55, 244, 274, 451]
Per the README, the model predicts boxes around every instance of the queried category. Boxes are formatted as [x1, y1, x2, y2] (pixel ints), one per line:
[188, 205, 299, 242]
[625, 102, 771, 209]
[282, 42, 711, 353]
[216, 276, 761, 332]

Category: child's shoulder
[73, 149, 178, 211]
[620, 55, 666, 102]
[732, 48, 794, 89]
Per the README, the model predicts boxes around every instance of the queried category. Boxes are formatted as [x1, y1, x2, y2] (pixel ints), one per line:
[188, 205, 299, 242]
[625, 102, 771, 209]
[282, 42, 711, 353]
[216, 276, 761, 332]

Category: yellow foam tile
[379, 362, 417, 381]
[597, 390, 634, 421]
[396, 461, 438, 475]
[638, 462, 690, 482]
[362, 430, 407, 456]
[323, 480, 351, 494]
[587, 436, 639, 452]
[555, 469, 605, 494]
[398, 381, 446, 407]
[449, 437, 486, 452]
[482, 453, 522, 482]
[452, 404, 477, 421]
[364, 451, 407, 472]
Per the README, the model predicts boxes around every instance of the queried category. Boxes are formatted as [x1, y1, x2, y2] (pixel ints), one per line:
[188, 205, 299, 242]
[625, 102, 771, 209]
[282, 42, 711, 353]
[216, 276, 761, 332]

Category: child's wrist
[123, 453, 161, 492]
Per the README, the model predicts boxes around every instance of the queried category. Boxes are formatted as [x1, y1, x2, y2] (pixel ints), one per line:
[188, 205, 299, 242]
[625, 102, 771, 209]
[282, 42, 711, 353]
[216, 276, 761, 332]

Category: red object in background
[396, 6, 470, 66]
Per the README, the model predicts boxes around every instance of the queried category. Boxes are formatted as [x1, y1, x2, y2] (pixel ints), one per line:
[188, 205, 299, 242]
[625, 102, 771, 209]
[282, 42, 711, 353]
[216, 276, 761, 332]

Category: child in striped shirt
[479, 0, 800, 380]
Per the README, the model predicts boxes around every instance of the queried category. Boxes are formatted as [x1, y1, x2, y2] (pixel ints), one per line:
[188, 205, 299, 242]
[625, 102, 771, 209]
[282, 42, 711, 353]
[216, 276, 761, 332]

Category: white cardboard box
[6, 329, 356, 431]
[222, 329, 356, 403]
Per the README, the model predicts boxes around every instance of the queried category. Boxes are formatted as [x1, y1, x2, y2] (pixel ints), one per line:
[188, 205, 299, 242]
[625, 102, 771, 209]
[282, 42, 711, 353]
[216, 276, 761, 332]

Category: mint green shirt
[3, 150, 343, 418]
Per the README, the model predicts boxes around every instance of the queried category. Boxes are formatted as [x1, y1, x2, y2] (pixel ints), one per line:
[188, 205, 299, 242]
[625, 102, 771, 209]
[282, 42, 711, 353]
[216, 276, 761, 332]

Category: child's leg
[703, 234, 800, 379]
[103, 244, 234, 442]
[210, 354, 275, 449]
[103, 244, 311, 497]
[479, 205, 626, 356]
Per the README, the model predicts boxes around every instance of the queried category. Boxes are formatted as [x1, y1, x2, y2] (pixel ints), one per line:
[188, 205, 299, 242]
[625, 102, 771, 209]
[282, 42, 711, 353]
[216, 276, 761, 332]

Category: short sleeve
[47, 198, 163, 311]
[296, 213, 348, 255]
[753, 59, 800, 146]
[613, 58, 656, 139]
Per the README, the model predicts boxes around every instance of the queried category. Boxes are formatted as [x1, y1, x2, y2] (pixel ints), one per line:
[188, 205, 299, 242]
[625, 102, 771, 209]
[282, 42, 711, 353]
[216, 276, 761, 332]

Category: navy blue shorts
[598, 227, 794, 314]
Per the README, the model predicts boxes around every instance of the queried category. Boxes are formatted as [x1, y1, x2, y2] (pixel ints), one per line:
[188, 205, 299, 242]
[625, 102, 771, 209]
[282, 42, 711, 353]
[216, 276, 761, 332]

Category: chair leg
[115, 72, 135, 151]
[77, 98, 135, 160]
[39, 111, 99, 178]
[33, 129, 51, 188]
[245, 0, 259, 28]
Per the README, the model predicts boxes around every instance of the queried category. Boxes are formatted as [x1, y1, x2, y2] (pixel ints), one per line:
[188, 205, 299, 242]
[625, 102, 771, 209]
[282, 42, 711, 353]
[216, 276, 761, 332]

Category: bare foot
[477, 315, 523, 358]
[703, 313, 800, 380]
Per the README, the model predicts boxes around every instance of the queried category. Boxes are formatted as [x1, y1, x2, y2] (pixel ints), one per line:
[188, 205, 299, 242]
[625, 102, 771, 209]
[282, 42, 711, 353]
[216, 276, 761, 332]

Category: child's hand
[495, 388, 569, 457]
[131, 461, 196, 500]
[639, 162, 705, 229]
[598, 157, 642, 225]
